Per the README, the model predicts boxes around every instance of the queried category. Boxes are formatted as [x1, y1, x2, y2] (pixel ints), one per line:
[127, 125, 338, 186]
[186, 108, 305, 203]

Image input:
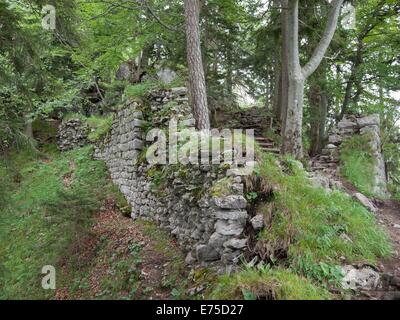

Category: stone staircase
[223, 107, 281, 155]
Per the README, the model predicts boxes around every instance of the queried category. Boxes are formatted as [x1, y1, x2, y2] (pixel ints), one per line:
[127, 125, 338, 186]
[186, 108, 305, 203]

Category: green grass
[64, 114, 113, 143]
[209, 265, 332, 300]
[209, 151, 392, 299]
[258, 153, 391, 278]
[340, 135, 376, 196]
[0, 146, 117, 299]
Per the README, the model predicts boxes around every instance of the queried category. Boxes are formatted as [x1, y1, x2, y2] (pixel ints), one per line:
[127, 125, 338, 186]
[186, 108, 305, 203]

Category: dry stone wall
[57, 119, 89, 151]
[310, 114, 388, 197]
[93, 88, 252, 265]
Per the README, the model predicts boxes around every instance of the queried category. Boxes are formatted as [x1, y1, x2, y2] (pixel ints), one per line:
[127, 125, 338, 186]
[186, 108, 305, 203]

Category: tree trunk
[280, 0, 289, 127]
[184, 0, 210, 130]
[280, 0, 343, 158]
[281, 0, 304, 158]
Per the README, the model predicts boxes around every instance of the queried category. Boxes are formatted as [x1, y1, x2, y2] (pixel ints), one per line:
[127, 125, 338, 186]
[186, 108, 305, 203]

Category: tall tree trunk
[281, 0, 343, 158]
[280, 0, 289, 128]
[184, 0, 210, 130]
[281, 0, 304, 158]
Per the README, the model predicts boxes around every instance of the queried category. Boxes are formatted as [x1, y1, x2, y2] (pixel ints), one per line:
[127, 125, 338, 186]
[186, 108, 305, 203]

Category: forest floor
[55, 196, 192, 300]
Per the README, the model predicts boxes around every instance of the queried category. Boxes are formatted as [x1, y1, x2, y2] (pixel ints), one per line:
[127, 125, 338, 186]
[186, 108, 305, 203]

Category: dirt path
[370, 199, 400, 299]
[55, 197, 190, 300]
[338, 178, 400, 299]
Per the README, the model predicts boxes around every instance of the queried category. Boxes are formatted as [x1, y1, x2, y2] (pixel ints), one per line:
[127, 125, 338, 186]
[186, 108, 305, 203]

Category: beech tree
[280, 0, 344, 158]
[184, 0, 210, 130]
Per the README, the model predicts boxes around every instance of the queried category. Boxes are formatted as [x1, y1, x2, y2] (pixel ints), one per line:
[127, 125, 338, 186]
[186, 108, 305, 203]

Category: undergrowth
[0, 145, 120, 299]
[340, 135, 376, 196]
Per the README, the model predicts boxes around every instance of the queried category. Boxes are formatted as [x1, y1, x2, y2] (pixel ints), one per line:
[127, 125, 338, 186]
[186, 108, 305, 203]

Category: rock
[185, 252, 196, 265]
[360, 125, 379, 135]
[208, 232, 229, 250]
[157, 68, 177, 84]
[340, 233, 353, 243]
[250, 215, 264, 231]
[328, 134, 342, 144]
[223, 238, 247, 249]
[341, 265, 380, 291]
[215, 220, 245, 236]
[338, 118, 357, 130]
[215, 210, 248, 221]
[354, 193, 378, 213]
[214, 195, 247, 209]
[357, 114, 380, 128]
[309, 174, 330, 190]
[196, 244, 220, 262]
[171, 87, 188, 96]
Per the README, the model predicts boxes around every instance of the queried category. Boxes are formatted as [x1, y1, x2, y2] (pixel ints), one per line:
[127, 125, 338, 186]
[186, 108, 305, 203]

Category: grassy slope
[0, 145, 189, 300]
[209, 152, 392, 300]
[0, 146, 115, 299]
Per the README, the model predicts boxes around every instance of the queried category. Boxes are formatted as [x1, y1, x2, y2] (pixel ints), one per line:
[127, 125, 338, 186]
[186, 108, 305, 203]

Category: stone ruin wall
[324, 114, 388, 196]
[91, 88, 254, 266]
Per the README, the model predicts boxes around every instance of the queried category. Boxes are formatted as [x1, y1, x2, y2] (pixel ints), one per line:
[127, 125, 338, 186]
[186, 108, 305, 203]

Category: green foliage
[86, 115, 114, 142]
[125, 81, 160, 99]
[209, 265, 332, 300]
[253, 152, 391, 285]
[340, 135, 376, 196]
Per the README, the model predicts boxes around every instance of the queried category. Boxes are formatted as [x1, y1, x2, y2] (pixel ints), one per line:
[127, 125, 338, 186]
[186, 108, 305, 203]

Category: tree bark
[280, 0, 289, 128]
[184, 0, 210, 130]
[281, 0, 304, 158]
[280, 0, 343, 158]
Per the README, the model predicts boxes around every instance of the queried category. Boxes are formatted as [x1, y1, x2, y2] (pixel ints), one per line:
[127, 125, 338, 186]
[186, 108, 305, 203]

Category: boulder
[341, 265, 380, 291]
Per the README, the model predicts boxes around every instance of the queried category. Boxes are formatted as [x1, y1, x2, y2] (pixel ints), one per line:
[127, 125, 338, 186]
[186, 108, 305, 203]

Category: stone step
[259, 147, 280, 154]
[257, 142, 275, 148]
[255, 136, 274, 142]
